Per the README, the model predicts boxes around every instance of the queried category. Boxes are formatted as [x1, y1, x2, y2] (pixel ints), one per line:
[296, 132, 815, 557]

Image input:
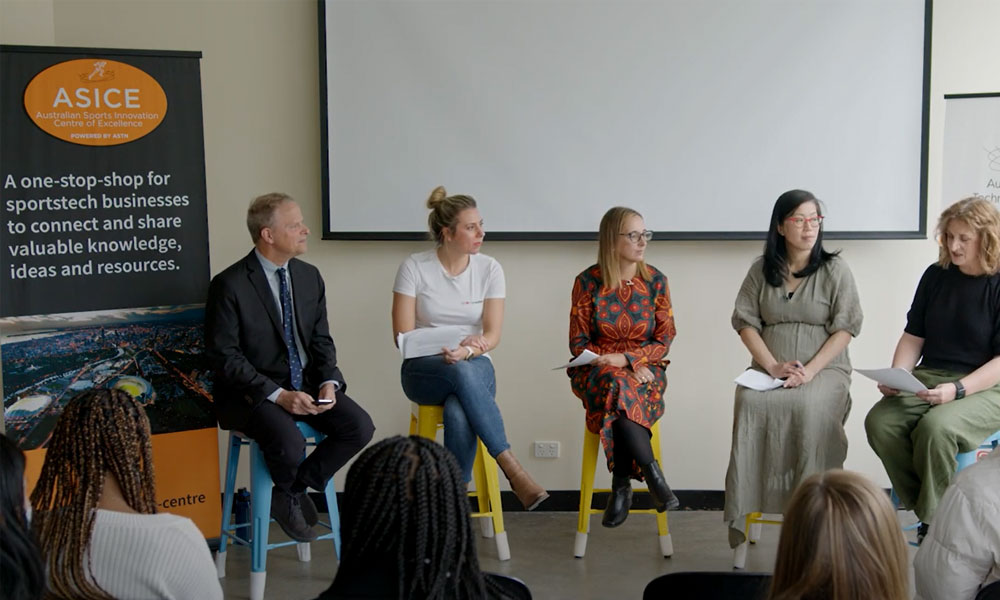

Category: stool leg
[575, 431, 599, 558]
[733, 513, 755, 569]
[479, 443, 509, 561]
[649, 423, 672, 558]
[472, 444, 492, 538]
[249, 443, 272, 600]
[216, 433, 242, 578]
[323, 476, 342, 559]
[417, 406, 440, 440]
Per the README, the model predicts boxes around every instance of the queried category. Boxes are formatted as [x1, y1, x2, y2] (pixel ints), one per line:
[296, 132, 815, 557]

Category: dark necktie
[276, 268, 303, 390]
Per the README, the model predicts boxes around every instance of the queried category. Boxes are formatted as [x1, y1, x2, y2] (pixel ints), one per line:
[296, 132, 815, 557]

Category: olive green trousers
[865, 366, 1000, 522]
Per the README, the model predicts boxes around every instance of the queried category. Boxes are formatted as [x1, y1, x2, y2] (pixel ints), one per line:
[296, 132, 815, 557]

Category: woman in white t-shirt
[392, 186, 548, 510]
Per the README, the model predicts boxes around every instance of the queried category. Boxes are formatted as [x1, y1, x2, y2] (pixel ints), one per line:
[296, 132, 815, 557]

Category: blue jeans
[401, 355, 511, 481]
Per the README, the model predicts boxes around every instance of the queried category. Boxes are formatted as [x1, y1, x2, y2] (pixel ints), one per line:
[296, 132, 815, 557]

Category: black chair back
[976, 580, 1000, 600]
[484, 572, 532, 600]
[643, 571, 771, 600]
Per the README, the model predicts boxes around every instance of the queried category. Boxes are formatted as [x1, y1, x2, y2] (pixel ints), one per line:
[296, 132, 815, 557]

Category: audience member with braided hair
[29, 388, 222, 600]
[0, 433, 44, 600]
[314, 435, 528, 600]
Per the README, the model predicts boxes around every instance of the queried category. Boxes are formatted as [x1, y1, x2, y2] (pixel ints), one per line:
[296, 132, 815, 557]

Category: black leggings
[611, 416, 654, 477]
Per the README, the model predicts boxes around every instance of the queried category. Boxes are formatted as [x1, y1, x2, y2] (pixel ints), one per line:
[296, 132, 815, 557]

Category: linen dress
[724, 257, 862, 547]
[568, 264, 676, 478]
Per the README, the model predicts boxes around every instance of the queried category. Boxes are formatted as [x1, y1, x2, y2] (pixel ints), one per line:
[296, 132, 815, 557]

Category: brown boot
[496, 450, 549, 510]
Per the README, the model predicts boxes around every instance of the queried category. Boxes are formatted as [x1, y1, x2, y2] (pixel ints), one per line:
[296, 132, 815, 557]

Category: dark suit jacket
[205, 250, 345, 430]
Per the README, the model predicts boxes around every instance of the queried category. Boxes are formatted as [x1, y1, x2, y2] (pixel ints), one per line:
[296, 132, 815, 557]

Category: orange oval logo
[23, 58, 168, 147]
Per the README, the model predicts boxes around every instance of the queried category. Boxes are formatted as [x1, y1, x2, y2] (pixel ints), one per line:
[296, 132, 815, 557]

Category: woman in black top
[865, 196, 1000, 540]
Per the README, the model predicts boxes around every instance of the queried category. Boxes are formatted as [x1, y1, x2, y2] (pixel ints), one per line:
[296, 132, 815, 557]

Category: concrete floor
[217, 510, 921, 600]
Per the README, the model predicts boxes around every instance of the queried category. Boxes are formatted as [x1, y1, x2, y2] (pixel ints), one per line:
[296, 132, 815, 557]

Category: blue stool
[216, 421, 341, 600]
[956, 429, 1000, 471]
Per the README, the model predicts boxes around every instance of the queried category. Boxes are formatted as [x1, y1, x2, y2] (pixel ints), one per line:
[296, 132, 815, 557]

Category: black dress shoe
[602, 475, 633, 528]
[271, 487, 318, 542]
[641, 461, 680, 512]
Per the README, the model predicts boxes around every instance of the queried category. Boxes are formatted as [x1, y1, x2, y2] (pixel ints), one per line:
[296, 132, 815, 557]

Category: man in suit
[205, 192, 374, 541]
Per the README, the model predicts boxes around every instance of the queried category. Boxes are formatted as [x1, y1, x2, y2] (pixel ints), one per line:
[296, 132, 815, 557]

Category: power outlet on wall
[533, 441, 560, 459]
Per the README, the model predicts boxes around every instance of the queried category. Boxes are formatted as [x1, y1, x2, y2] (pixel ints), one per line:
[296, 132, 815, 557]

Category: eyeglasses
[784, 216, 824, 228]
[619, 230, 654, 243]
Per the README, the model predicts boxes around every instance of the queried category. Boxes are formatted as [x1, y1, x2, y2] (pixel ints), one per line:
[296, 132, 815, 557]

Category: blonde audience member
[768, 469, 909, 600]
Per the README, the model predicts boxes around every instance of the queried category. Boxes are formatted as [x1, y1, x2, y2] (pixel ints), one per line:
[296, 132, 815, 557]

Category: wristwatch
[464, 346, 475, 360]
[953, 380, 966, 400]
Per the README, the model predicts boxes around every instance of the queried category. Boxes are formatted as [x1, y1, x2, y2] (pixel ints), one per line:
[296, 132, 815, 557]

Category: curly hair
[936, 196, 1000, 275]
[30, 388, 157, 599]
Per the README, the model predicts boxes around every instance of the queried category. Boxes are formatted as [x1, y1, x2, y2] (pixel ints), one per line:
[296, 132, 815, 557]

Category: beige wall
[3, 0, 999, 493]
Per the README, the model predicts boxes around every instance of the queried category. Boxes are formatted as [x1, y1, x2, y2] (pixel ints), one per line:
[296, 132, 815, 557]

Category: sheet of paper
[734, 369, 785, 391]
[397, 325, 467, 360]
[855, 368, 928, 394]
[552, 349, 599, 370]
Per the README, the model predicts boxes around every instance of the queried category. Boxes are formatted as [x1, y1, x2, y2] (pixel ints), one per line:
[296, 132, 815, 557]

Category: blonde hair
[247, 192, 294, 244]
[426, 186, 477, 245]
[936, 196, 1000, 275]
[597, 206, 651, 289]
[768, 470, 909, 600]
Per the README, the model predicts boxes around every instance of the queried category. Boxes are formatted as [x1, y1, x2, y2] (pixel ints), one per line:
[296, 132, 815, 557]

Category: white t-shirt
[84, 509, 223, 600]
[393, 249, 505, 341]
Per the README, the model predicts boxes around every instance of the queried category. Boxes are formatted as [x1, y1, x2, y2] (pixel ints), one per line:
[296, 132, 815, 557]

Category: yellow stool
[409, 403, 510, 561]
[574, 420, 673, 558]
[733, 512, 782, 569]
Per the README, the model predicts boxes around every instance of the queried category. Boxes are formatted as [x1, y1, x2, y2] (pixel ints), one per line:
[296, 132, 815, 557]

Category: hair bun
[426, 186, 447, 209]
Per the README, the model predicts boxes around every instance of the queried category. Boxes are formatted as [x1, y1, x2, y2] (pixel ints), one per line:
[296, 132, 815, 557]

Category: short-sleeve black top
[905, 263, 1000, 373]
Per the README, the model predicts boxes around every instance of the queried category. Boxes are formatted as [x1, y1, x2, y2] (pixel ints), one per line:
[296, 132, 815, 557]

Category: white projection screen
[319, 0, 930, 240]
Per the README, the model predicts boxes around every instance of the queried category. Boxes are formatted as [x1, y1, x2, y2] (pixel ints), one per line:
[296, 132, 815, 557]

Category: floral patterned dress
[568, 264, 676, 477]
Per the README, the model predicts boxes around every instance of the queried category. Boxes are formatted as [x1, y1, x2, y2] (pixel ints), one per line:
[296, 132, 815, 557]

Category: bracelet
[464, 346, 475, 360]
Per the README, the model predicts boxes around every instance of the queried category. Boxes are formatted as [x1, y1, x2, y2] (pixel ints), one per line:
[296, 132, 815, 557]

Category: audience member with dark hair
[725, 190, 862, 547]
[30, 388, 222, 600]
[314, 435, 525, 600]
[915, 449, 1000, 599]
[768, 469, 909, 600]
[0, 433, 44, 600]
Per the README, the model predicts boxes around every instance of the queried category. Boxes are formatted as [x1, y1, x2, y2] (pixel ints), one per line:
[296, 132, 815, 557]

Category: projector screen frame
[317, 0, 932, 242]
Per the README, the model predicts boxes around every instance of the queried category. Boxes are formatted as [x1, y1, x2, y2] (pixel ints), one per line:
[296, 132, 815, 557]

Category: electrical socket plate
[533, 441, 560, 458]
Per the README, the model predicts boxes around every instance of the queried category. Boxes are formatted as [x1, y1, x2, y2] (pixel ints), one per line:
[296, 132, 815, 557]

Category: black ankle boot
[602, 475, 633, 528]
[641, 461, 679, 512]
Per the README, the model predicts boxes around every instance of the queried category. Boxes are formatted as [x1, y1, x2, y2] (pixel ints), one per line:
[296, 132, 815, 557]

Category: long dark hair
[337, 435, 489, 600]
[763, 189, 839, 287]
[30, 389, 157, 600]
[0, 433, 45, 600]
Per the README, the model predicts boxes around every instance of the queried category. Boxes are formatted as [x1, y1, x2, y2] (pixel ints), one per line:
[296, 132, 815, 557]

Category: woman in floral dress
[568, 206, 678, 528]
